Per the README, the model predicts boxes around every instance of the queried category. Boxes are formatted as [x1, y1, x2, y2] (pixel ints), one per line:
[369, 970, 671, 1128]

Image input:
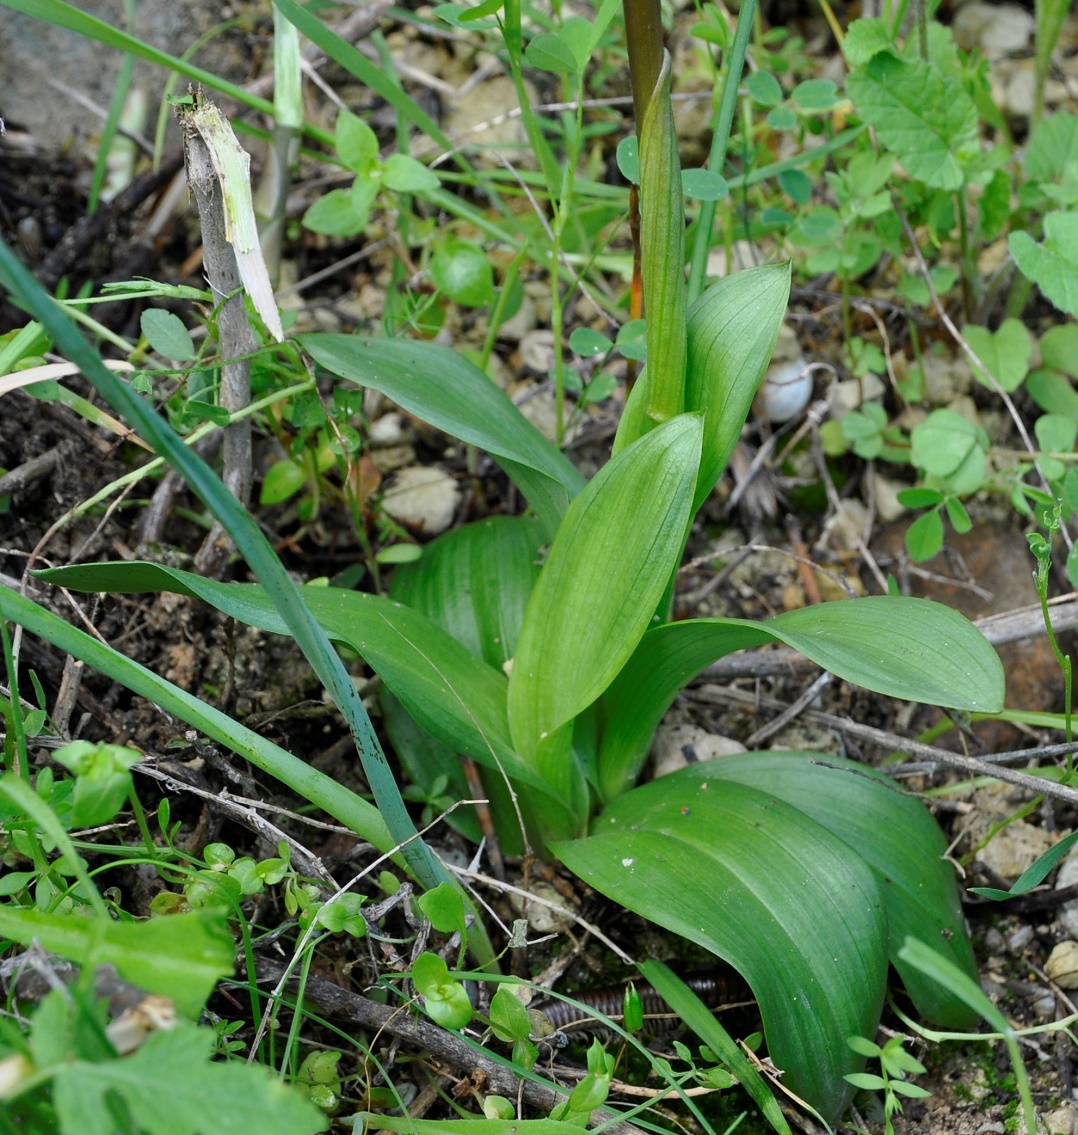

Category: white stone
[871, 472, 908, 524]
[519, 329, 557, 375]
[497, 294, 537, 344]
[821, 498, 871, 552]
[754, 358, 813, 423]
[651, 724, 746, 778]
[369, 412, 404, 446]
[1047, 941, 1078, 989]
[509, 880, 575, 934]
[382, 466, 461, 534]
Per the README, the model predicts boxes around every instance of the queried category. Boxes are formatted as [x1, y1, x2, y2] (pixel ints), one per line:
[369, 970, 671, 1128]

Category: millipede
[534, 970, 754, 1036]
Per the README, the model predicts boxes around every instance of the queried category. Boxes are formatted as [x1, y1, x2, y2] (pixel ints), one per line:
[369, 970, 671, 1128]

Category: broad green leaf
[390, 516, 543, 669]
[509, 416, 702, 816]
[336, 109, 379, 174]
[140, 309, 195, 361]
[842, 17, 895, 67]
[0, 906, 233, 1019]
[554, 774, 888, 1122]
[699, 752, 978, 1027]
[1026, 111, 1078, 182]
[1010, 210, 1078, 319]
[596, 596, 1003, 800]
[1025, 368, 1078, 417]
[613, 264, 791, 511]
[53, 1023, 326, 1135]
[302, 187, 365, 236]
[260, 457, 307, 505]
[297, 334, 584, 538]
[525, 31, 579, 74]
[910, 409, 986, 477]
[964, 319, 1032, 392]
[1035, 413, 1077, 483]
[846, 54, 978, 190]
[746, 70, 783, 106]
[431, 238, 494, 307]
[790, 78, 838, 110]
[681, 169, 729, 201]
[905, 508, 945, 561]
[386, 516, 545, 851]
[569, 327, 612, 357]
[383, 153, 440, 194]
[34, 562, 569, 818]
[1040, 324, 1078, 376]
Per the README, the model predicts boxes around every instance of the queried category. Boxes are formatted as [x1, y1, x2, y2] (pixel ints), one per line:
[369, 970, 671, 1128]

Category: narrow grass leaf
[34, 562, 568, 813]
[508, 416, 701, 779]
[1, 584, 395, 853]
[639, 961, 794, 1135]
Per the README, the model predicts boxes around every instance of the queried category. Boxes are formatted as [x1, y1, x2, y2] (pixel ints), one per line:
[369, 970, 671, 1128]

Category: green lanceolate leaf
[846, 53, 978, 190]
[297, 334, 584, 538]
[596, 595, 1004, 801]
[508, 416, 702, 823]
[639, 51, 687, 425]
[554, 772, 889, 1122]
[685, 264, 790, 510]
[689, 752, 978, 1026]
[615, 264, 791, 502]
[0, 584, 395, 854]
[34, 562, 570, 822]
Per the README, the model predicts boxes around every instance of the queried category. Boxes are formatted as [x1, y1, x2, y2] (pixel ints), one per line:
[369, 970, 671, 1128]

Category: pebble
[831, 373, 886, 415]
[497, 294, 537, 344]
[1007, 923, 1034, 952]
[509, 880, 575, 934]
[870, 471, 907, 523]
[953, 2, 1033, 54]
[821, 498, 871, 552]
[754, 358, 813, 423]
[368, 412, 404, 446]
[1047, 940, 1078, 988]
[381, 465, 461, 534]
[1043, 1103, 1078, 1135]
[651, 724, 746, 778]
[519, 329, 557, 375]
